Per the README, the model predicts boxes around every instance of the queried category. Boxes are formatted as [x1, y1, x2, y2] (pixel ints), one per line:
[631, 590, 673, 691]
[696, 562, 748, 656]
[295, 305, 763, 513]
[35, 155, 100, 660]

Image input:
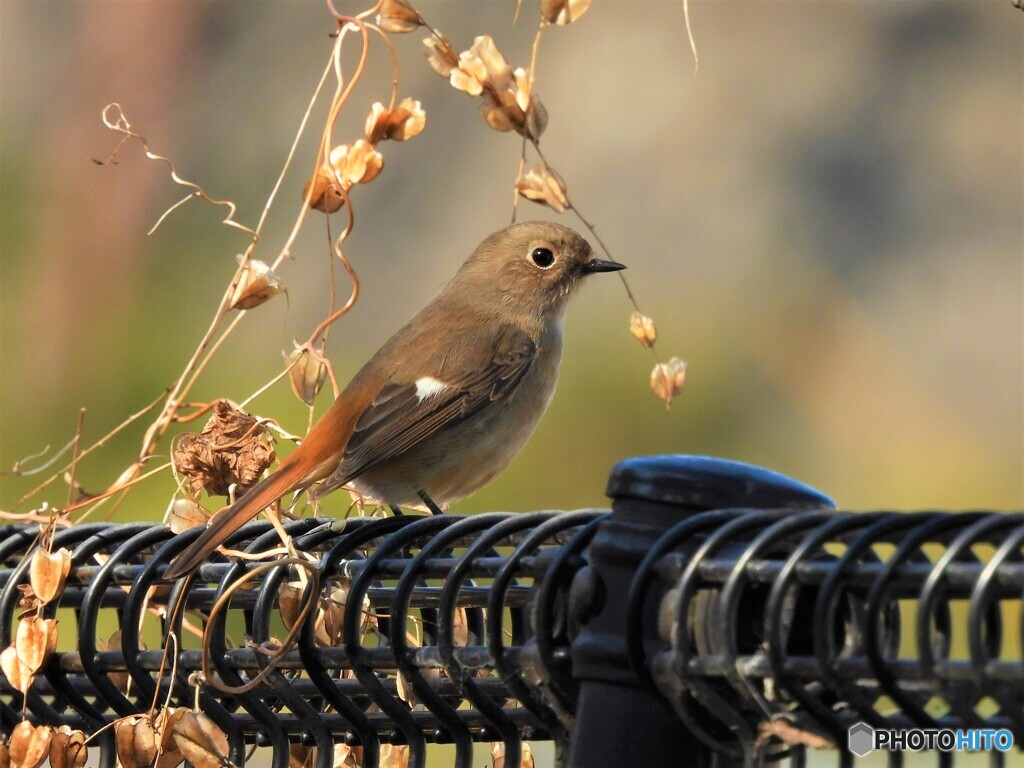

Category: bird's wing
[336, 324, 537, 482]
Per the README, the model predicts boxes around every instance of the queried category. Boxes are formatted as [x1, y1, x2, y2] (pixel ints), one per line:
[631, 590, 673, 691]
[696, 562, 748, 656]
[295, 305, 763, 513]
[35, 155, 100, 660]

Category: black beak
[584, 258, 627, 273]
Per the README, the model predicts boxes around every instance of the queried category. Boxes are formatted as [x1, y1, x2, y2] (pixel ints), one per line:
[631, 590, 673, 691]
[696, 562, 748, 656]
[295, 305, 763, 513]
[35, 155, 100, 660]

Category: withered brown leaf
[172, 401, 275, 499]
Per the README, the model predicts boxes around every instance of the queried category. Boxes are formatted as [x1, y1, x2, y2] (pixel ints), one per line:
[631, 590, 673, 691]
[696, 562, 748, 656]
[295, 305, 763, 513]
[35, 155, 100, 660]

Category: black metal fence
[1, 455, 1022, 768]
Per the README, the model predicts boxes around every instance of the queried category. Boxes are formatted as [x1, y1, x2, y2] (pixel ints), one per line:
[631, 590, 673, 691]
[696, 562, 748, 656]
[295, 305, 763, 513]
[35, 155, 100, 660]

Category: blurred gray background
[2, 0, 1022, 521]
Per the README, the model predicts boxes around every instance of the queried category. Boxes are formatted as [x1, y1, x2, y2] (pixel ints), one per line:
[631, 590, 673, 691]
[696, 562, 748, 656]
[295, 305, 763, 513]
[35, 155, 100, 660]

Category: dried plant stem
[239, 357, 302, 411]
[61, 462, 173, 515]
[65, 409, 86, 507]
[529, 140, 661, 362]
[511, 138, 528, 223]
[683, 0, 699, 77]
[201, 558, 320, 694]
[170, 401, 220, 425]
[2, 440, 75, 478]
[10, 389, 166, 512]
[273, 29, 345, 272]
[99, 105, 256, 240]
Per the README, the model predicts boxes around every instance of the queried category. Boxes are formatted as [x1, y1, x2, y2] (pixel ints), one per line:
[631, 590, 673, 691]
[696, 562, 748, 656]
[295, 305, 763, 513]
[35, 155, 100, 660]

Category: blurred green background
[1, 0, 1022, 522]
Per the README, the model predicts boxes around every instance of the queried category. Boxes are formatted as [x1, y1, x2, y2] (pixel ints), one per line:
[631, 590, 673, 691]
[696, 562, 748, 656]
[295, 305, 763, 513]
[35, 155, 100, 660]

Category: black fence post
[567, 455, 835, 768]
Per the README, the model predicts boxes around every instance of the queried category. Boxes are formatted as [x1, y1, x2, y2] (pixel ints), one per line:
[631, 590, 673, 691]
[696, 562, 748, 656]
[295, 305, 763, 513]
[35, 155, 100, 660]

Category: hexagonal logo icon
[848, 722, 875, 757]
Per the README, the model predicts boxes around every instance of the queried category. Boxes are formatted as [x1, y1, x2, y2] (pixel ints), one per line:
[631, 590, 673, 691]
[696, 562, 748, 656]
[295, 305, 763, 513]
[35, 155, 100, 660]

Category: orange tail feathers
[164, 459, 315, 579]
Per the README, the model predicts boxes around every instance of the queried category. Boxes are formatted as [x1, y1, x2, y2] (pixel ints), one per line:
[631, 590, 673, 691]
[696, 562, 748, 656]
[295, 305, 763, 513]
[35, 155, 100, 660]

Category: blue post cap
[606, 455, 835, 512]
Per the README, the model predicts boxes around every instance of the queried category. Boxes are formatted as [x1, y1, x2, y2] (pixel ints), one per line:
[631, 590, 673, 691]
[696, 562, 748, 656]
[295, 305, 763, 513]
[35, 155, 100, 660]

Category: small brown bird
[165, 221, 624, 578]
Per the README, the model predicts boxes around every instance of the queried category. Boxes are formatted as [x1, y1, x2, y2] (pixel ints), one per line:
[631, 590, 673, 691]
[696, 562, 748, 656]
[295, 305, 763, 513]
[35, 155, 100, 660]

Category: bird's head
[452, 221, 625, 324]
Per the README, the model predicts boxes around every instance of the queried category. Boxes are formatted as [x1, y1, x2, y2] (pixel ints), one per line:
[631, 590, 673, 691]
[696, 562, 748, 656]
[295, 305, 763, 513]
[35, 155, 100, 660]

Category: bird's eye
[530, 247, 555, 268]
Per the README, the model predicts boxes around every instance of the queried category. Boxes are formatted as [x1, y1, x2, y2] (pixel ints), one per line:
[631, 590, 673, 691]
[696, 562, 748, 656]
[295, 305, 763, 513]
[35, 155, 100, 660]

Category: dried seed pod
[99, 630, 141, 694]
[317, 584, 349, 648]
[629, 311, 657, 348]
[365, 99, 426, 143]
[115, 716, 158, 768]
[516, 165, 570, 213]
[48, 726, 87, 768]
[288, 744, 311, 768]
[524, 98, 548, 141]
[165, 498, 210, 535]
[379, 744, 409, 768]
[453, 608, 469, 646]
[303, 166, 345, 214]
[0, 646, 33, 696]
[8, 722, 52, 768]
[540, 0, 591, 25]
[649, 357, 688, 408]
[155, 708, 187, 768]
[423, 37, 458, 78]
[328, 140, 384, 188]
[447, 36, 539, 138]
[172, 711, 230, 768]
[278, 582, 305, 633]
[333, 744, 362, 768]
[29, 547, 71, 605]
[376, 0, 421, 33]
[490, 742, 534, 768]
[15, 616, 57, 674]
[229, 256, 284, 311]
[286, 348, 328, 407]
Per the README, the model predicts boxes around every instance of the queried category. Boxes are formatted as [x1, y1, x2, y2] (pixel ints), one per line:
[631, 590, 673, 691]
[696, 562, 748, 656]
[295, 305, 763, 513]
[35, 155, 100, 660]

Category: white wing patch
[414, 376, 449, 401]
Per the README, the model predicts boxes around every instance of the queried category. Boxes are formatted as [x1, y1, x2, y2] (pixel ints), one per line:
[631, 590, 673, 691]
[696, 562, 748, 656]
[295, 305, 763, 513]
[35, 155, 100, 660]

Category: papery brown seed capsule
[286, 348, 328, 407]
[29, 547, 71, 606]
[165, 498, 210, 535]
[317, 585, 349, 647]
[0, 646, 33, 696]
[229, 255, 284, 311]
[377, 0, 421, 33]
[333, 744, 362, 768]
[288, 744, 311, 768]
[490, 741, 534, 768]
[379, 744, 410, 768]
[172, 711, 230, 768]
[15, 616, 57, 674]
[387, 98, 426, 141]
[98, 630, 138, 694]
[115, 716, 158, 768]
[156, 747, 187, 768]
[328, 141, 384, 187]
[423, 37, 458, 78]
[540, 0, 591, 25]
[630, 311, 657, 348]
[278, 582, 303, 632]
[516, 165, 570, 213]
[49, 726, 87, 768]
[649, 357, 688, 408]
[8, 722, 52, 768]
[453, 608, 469, 646]
[303, 166, 345, 214]
[524, 98, 548, 141]
[155, 708, 187, 768]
